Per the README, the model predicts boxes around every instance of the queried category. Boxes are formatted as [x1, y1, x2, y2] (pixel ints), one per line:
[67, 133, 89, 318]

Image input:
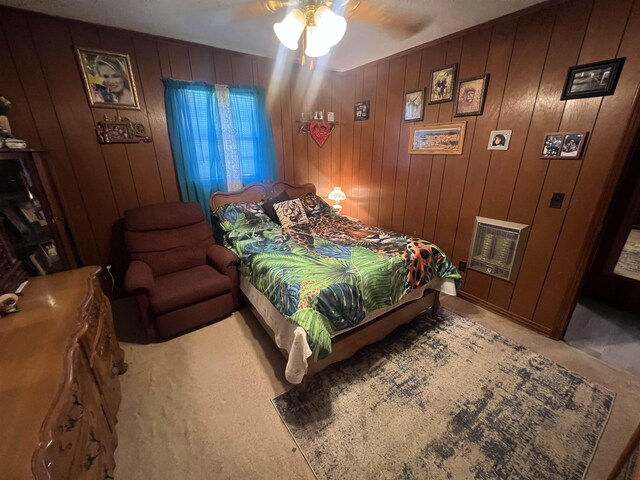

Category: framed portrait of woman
[75, 47, 140, 109]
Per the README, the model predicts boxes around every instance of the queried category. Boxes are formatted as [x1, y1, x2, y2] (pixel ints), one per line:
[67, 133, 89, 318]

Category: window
[163, 79, 277, 219]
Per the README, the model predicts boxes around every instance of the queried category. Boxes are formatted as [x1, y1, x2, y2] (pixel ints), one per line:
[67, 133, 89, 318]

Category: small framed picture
[327, 111, 335, 122]
[487, 130, 512, 150]
[541, 132, 588, 159]
[561, 58, 625, 100]
[75, 47, 140, 109]
[313, 111, 324, 120]
[354, 101, 370, 121]
[404, 88, 425, 122]
[429, 64, 457, 104]
[454, 74, 490, 117]
[408, 121, 467, 155]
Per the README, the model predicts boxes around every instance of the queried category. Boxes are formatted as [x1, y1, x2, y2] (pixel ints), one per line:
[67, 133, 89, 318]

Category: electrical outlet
[458, 260, 467, 272]
[550, 192, 565, 209]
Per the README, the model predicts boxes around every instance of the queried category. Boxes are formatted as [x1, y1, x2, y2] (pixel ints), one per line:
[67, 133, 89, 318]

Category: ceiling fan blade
[349, 3, 429, 38]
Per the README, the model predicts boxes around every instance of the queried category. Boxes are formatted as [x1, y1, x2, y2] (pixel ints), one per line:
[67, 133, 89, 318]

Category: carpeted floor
[274, 309, 614, 479]
[112, 295, 640, 479]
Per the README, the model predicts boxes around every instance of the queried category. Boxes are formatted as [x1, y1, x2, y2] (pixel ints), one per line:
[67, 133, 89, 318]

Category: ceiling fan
[234, 0, 428, 64]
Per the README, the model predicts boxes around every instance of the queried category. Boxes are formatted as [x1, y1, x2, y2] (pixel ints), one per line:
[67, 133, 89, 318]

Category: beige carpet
[112, 295, 640, 479]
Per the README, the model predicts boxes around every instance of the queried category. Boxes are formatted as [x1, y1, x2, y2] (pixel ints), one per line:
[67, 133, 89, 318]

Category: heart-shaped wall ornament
[309, 119, 331, 147]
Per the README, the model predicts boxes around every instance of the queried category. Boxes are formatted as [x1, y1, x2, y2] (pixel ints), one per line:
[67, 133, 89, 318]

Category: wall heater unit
[468, 217, 530, 282]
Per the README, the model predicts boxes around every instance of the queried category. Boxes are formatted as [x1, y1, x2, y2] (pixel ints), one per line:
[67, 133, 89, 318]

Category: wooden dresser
[0, 267, 126, 479]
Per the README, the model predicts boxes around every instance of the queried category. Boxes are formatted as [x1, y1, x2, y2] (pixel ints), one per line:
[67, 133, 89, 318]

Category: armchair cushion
[124, 260, 155, 295]
[207, 245, 238, 273]
[151, 265, 232, 315]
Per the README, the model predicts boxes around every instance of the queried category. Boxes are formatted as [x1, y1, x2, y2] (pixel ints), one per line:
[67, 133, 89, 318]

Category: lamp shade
[328, 186, 346, 202]
[304, 25, 331, 58]
[314, 6, 347, 48]
[274, 9, 306, 51]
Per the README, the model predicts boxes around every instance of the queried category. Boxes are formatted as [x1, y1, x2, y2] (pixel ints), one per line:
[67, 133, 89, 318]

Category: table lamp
[328, 186, 346, 213]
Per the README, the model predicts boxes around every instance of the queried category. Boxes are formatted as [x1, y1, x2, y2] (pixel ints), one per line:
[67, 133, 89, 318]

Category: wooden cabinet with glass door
[0, 149, 77, 287]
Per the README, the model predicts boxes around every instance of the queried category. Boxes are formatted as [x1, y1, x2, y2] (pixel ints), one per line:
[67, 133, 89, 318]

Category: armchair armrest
[124, 260, 155, 295]
[207, 244, 239, 274]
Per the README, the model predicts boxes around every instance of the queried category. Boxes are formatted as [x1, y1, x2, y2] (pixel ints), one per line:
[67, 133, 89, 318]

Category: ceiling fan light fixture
[273, 8, 305, 50]
[304, 24, 331, 58]
[314, 5, 347, 48]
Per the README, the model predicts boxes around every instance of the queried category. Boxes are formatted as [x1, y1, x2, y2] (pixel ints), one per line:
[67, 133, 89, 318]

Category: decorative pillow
[212, 202, 270, 231]
[299, 192, 335, 217]
[263, 190, 290, 224]
[274, 198, 309, 228]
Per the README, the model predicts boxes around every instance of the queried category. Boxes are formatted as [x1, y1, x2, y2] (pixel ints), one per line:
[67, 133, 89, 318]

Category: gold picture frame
[409, 121, 467, 155]
[75, 47, 140, 110]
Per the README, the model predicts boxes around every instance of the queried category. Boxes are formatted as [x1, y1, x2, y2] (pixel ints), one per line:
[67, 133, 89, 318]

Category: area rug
[273, 309, 615, 480]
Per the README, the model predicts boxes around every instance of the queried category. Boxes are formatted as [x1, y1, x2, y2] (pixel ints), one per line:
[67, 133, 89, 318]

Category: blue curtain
[229, 85, 278, 184]
[163, 79, 277, 221]
[163, 79, 226, 218]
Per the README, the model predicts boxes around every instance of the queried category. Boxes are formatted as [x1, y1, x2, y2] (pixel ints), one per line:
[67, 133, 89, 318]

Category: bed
[210, 181, 460, 384]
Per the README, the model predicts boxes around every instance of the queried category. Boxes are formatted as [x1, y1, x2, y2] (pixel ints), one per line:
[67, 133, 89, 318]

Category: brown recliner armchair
[123, 201, 239, 339]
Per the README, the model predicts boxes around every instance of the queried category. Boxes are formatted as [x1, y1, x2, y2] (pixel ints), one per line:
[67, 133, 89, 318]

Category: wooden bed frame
[210, 181, 440, 383]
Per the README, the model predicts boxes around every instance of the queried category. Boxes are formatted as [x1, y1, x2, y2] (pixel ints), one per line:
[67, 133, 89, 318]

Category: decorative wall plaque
[95, 115, 152, 144]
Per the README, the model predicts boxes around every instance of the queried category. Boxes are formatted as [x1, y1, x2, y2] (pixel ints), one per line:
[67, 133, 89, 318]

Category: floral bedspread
[213, 198, 460, 360]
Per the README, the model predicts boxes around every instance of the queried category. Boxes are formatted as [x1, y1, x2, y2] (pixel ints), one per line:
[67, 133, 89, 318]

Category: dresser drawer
[32, 349, 98, 479]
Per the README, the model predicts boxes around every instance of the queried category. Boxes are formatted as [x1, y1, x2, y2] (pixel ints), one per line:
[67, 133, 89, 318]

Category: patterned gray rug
[273, 309, 615, 480]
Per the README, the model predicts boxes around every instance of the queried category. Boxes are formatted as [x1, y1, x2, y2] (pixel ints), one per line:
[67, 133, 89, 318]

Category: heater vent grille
[468, 217, 529, 282]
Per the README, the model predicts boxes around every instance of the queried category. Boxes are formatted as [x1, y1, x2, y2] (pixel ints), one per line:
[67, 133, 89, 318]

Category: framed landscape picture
[429, 64, 457, 104]
[75, 47, 140, 109]
[541, 132, 588, 159]
[404, 88, 425, 122]
[454, 74, 490, 117]
[561, 58, 625, 100]
[409, 121, 467, 155]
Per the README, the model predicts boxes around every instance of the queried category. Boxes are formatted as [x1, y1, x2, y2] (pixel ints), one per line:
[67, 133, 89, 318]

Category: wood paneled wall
[0, 6, 297, 268]
[281, 0, 640, 337]
[2, 1, 639, 335]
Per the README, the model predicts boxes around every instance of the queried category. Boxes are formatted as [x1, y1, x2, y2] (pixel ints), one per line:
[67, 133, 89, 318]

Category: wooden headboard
[210, 181, 317, 210]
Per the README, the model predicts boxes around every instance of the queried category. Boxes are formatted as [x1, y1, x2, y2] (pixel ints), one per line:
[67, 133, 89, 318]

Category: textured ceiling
[1, 0, 546, 71]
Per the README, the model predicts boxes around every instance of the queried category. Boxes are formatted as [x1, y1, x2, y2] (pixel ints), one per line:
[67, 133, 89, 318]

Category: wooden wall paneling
[279, 68, 295, 183]
[156, 41, 172, 78]
[0, 29, 41, 146]
[167, 43, 192, 80]
[30, 15, 119, 262]
[348, 69, 364, 218]
[188, 46, 216, 83]
[0, 10, 100, 264]
[390, 50, 422, 233]
[367, 61, 390, 227]
[134, 37, 180, 202]
[338, 71, 356, 215]
[70, 24, 140, 218]
[423, 39, 462, 241]
[416, 42, 450, 238]
[533, 0, 638, 334]
[454, 20, 517, 299]
[377, 55, 406, 230]
[292, 68, 310, 184]
[231, 55, 254, 85]
[213, 50, 233, 84]
[402, 46, 440, 237]
[477, 11, 556, 309]
[356, 66, 377, 222]
[433, 29, 491, 257]
[329, 71, 342, 193]
[258, 60, 286, 180]
[508, 0, 594, 319]
[317, 76, 333, 198]
[100, 27, 165, 208]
